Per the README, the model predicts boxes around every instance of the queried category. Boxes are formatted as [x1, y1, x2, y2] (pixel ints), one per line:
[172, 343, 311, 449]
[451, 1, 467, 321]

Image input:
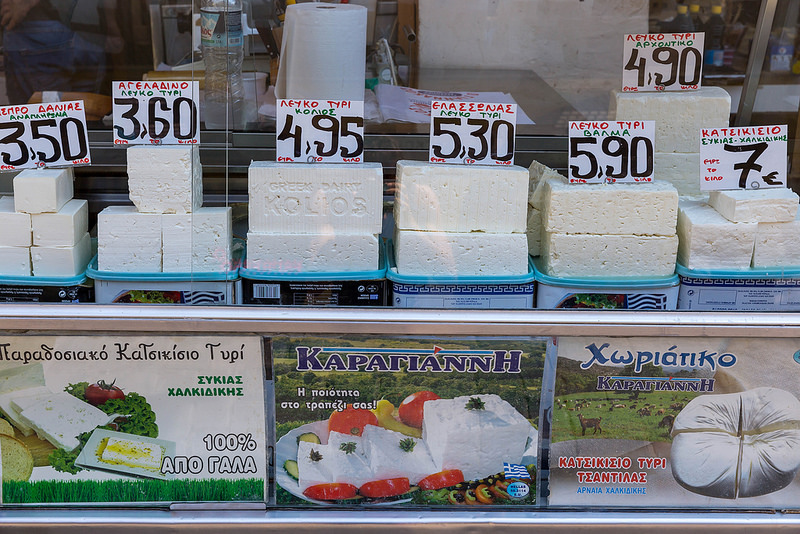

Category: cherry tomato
[85, 380, 125, 406]
[303, 483, 358, 501]
[398, 390, 440, 428]
[417, 469, 464, 490]
[359, 477, 410, 498]
[328, 404, 378, 437]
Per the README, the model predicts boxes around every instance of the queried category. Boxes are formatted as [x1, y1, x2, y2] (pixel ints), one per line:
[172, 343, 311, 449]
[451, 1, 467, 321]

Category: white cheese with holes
[654, 152, 702, 197]
[394, 160, 528, 233]
[248, 161, 383, 234]
[752, 211, 800, 267]
[162, 207, 232, 272]
[31, 232, 92, 277]
[31, 198, 88, 246]
[246, 232, 379, 272]
[0, 196, 31, 247]
[708, 189, 799, 223]
[677, 200, 757, 270]
[127, 145, 202, 214]
[98, 206, 162, 272]
[361, 425, 436, 484]
[0, 246, 31, 276]
[16, 392, 111, 451]
[13, 168, 74, 214]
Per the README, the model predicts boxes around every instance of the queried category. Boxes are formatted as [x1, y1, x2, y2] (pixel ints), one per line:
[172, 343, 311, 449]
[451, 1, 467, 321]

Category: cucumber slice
[283, 459, 299, 480]
[296, 432, 321, 445]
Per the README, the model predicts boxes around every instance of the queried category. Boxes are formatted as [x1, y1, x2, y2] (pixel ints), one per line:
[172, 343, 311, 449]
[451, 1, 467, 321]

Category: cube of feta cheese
[31, 198, 88, 246]
[127, 145, 202, 214]
[708, 188, 799, 223]
[246, 232, 379, 272]
[0, 246, 31, 276]
[13, 168, 74, 214]
[0, 196, 31, 247]
[162, 207, 232, 273]
[361, 425, 437, 484]
[752, 211, 800, 267]
[98, 206, 162, 272]
[528, 160, 565, 205]
[323, 432, 373, 488]
[296, 441, 334, 492]
[677, 200, 757, 270]
[31, 232, 92, 277]
[15, 392, 110, 451]
[654, 152, 702, 197]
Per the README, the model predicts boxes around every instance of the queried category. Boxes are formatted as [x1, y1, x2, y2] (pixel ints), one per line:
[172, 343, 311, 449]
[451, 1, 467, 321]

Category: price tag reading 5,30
[622, 33, 705, 92]
[0, 100, 90, 171]
[113, 81, 199, 145]
[568, 121, 655, 183]
[276, 99, 364, 163]
[700, 124, 788, 191]
[429, 101, 516, 165]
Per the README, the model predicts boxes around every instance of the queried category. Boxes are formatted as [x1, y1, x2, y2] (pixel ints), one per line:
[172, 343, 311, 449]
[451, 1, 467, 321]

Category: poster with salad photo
[271, 335, 544, 507]
[0, 335, 267, 505]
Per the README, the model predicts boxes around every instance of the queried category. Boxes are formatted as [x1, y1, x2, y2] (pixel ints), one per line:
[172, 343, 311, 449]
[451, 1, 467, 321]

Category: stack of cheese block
[677, 188, 800, 269]
[393, 161, 529, 276]
[98, 146, 232, 273]
[613, 86, 731, 197]
[247, 162, 383, 272]
[0, 168, 91, 277]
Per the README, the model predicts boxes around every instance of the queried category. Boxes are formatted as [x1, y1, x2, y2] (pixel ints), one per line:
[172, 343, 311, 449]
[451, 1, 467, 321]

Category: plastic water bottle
[201, 0, 244, 129]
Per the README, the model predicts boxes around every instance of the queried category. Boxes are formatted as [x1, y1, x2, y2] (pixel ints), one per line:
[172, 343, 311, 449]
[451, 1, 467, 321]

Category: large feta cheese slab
[394, 160, 528, 233]
[162, 207, 232, 272]
[613, 86, 731, 153]
[752, 211, 800, 267]
[31, 232, 92, 277]
[0, 363, 45, 394]
[654, 152, 702, 197]
[541, 232, 678, 278]
[296, 441, 334, 492]
[13, 168, 73, 214]
[248, 161, 383, 234]
[423, 394, 532, 481]
[0, 386, 52, 436]
[393, 229, 528, 277]
[677, 200, 757, 270]
[31, 198, 88, 246]
[0, 196, 31, 247]
[322, 431, 373, 488]
[98, 206, 162, 272]
[16, 392, 110, 451]
[361, 425, 437, 484]
[0, 246, 31, 276]
[247, 232, 379, 272]
[542, 179, 678, 235]
[708, 188, 799, 223]
[127, 145, 202, 214]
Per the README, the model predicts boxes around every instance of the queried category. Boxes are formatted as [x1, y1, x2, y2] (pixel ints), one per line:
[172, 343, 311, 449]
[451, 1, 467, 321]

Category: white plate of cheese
[75, 428, 175, 480]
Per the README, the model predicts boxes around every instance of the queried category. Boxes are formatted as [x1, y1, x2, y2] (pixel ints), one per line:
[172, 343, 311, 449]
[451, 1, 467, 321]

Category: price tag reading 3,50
[0, 100, 90, 171]
[113, 81, 199, 145]
[276, 99, 364, 163]
[568, 121, 655, 183]
[622, 33, 705, 92]
[429, 101, 516, 165]
[700, 124, 788, 191]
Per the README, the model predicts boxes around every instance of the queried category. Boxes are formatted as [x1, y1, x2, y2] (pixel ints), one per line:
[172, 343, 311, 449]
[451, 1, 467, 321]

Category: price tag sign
[429, 101, 516, 165]
[568, 121, 655, 183]
[113, 81, 199, 145]
[276, 99, 364, 163]
[700, 124, 788, 190]
[622, 33, 705, 92]
[0, 100, 91, 171]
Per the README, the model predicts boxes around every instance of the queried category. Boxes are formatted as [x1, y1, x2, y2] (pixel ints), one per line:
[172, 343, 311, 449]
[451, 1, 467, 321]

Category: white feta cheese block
[0, 386, 52, 436]
[541, 232, 678, 278]
[394, 160, 528, 233]
[612, 86, 731, 153]
[0, 246, 31, 276]
[162, 207, 232, 272]
[677, 200, 757, 270]
[101, 436, 165, 471]
[248, 161, 383, 234]
[296, 441, 334, 492]
[127, 145, 202, 214]
[246, 232, 379, 272]
[361, 425, 437, 485]
[654, 152, 702, 197]
[752, 211, 800, 267]
[530, 173, 566, 210]
[393, 229, 528, 276]
[327, 431, 366, 458]
[98, 206, 162, 272]
[708, 188, 799, 223]
[323, 432, 373, 488]
[15, 392, 112, 451]
[541, 179, 678, 235]
[31, 232, 92, 277]
[31, 198, 88, 246]
[0, 363, 45, 394]
[422, 394, 532, 481]
[528, 160, 565, 204]
[13, 168, 74, 214]
[0, 196, 31, 247]
[161, 214, 191, 272]
[527, 206, 542, 256]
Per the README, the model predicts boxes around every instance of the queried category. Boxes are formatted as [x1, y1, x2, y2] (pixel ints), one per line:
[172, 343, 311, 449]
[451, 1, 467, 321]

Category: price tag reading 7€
[0, 101, 90, 171]
[622, 33, 705, 92]
[429, 101, 516, 165]
[113, 81, 199, 145]
[276, 99, 364, 163]
[700, 125, 788, 191]
[568, 121, 655, 183]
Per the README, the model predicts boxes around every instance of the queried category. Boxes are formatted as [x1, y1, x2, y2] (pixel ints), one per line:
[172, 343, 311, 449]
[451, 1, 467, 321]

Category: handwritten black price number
[0, 118, 88, 167]
[114, 96, 198, 142]
[625, 46, 702, 88]
[722, 142, 780, 188]
[569, 136, 654, 181]
[431, 117, 514, 162]
[277, 114, 364, 159]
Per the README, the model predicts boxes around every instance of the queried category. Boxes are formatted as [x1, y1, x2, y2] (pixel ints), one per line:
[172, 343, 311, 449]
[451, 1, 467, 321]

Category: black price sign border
[112, 81, 200, 146]
[276, 99, 365, 163]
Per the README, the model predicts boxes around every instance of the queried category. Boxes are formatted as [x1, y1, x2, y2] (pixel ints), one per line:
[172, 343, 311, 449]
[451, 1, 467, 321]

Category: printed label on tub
[678, 276, 800, 311]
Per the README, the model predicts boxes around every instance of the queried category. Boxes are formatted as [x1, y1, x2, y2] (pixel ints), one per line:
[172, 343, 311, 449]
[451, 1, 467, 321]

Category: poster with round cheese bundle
[271, 335, 543, 507]
[547, 336, 800, 508]
[0, 335, 267, 505]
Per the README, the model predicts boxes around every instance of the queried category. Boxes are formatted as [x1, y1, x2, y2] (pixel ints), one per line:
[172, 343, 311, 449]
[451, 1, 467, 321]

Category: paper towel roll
[275, 3, 367, 101]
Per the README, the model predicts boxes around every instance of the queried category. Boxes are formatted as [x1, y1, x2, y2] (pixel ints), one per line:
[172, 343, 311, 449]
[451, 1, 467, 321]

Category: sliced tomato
[417, 469, 464, 490]
[328, 404, 378, 437]
[359, 477, 410, 498]
[303, 483, 358, 501]
[475, 484, 494, 504]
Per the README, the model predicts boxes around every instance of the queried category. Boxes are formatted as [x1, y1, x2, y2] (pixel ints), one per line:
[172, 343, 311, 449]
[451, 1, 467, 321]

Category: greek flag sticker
[503, 462, 531, 480]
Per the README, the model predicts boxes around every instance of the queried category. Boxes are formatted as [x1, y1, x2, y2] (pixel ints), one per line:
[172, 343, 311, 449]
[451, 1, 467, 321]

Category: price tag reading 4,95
[429, 101, 516, 165]
[568, 121, 655, 183]
[700, 124, 788, 191]
[276, 99, 364, 163]
[113, 81, 199, 145]
[0, 100, 90, 171]
[622, 33, 705, 92]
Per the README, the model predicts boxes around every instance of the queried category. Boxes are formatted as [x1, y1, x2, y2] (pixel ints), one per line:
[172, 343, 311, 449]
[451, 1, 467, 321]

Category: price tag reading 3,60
[622, 33, 705, 92]
[700, 124, 788, 191]
[0, 100, 90, 171]
[568, 121, 655, 183]
[113, 81, 199, 145]
[429, 101, 516, 165]
[276, 99, 364, 163]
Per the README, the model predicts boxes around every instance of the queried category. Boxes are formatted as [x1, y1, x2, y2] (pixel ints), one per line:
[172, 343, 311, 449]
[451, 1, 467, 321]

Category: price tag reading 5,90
[568, 121, 655, 183]
[113, 81, 199, 145]
[429, 101, 516, 165]
[276, 99, 364, 163]
[0, 100, 90, 171]
[622, 33, 705, 92]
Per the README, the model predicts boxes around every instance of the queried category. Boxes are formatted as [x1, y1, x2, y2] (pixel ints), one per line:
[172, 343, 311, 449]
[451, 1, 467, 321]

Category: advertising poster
[272, 335, 544, 507]
[0, 335, 267, 505]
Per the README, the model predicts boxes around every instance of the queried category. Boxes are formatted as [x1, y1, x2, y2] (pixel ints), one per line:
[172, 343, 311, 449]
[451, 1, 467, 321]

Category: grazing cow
[656, 408, 665, 415]
[658, 414, 675, 432]
[637, 407, 651, 417]
[578, 414, 602, 436]
[670, 403, 684, 411]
